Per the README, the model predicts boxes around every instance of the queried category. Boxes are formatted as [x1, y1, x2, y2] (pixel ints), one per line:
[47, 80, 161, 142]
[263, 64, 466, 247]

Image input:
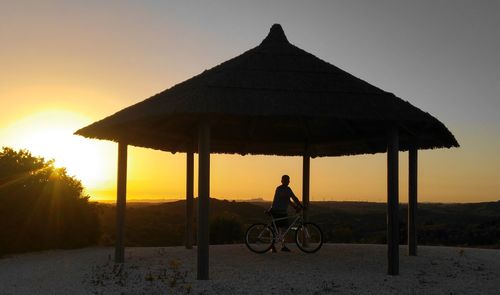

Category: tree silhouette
[0, 147, 100, 255]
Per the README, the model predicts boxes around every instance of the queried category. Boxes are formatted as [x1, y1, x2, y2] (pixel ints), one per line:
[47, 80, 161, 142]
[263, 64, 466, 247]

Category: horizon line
[92, 197, 500, 204]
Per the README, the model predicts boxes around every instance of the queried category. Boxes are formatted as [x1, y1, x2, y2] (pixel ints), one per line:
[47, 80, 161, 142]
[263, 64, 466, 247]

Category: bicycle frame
[269, 213, 303, 243]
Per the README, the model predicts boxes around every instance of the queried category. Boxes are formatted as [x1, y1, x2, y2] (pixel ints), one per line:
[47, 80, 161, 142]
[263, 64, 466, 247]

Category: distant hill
[95, 199, 500, 248]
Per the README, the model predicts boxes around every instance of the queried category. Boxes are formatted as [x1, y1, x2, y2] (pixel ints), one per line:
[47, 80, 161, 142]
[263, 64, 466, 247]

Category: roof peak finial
[261, 23, 288, 45]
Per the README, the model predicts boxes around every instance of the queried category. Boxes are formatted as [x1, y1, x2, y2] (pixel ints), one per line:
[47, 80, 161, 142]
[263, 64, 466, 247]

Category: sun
[2, 110, 115, 190]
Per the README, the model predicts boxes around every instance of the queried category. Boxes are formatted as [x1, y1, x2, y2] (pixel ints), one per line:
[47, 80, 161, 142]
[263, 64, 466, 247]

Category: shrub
[0, 147, 100, 255]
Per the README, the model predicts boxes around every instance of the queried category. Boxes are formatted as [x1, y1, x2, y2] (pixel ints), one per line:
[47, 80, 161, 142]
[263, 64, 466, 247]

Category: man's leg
[279, 226, 291, 251]
[271, 226, 284, 253]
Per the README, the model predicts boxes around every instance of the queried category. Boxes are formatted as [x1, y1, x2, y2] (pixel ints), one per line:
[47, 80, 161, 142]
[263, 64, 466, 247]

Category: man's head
[281, 175, 290, 186]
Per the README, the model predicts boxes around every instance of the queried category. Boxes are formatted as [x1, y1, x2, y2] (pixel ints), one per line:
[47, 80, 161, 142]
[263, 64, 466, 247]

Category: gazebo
[76, 24, 458, 279]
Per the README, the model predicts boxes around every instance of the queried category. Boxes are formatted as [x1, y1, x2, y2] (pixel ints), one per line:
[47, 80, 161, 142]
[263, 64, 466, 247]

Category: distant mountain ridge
[94, 198, 500, 248]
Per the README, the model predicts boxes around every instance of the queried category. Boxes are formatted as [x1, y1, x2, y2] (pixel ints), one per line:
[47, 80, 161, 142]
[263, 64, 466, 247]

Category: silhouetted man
[270, 174, 302, 252]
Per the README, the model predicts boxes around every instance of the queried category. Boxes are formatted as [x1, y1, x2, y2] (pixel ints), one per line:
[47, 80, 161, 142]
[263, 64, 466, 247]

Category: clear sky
[1, 0, 499, 202]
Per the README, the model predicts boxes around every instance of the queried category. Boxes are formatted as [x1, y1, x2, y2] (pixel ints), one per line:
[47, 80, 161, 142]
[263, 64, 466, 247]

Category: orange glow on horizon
[0, 109, 498, 203]
[1, 110, 115, 193]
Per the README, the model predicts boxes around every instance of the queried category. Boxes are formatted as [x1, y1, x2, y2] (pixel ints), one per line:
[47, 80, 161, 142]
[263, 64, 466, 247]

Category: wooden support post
[185, 151, 194, 249]
[387, 127, 399, 275]
[115, 142, 128, 263]
[408, 147, 418, 256]
[197, 120, 210, 280]
[302, 154, 310, 222]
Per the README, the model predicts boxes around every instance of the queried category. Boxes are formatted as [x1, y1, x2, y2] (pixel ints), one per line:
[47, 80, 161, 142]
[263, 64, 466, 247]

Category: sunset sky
[1, 1, 499, 203]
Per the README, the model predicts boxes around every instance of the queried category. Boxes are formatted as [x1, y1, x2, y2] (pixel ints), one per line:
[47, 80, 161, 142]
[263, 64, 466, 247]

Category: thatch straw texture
[75, 24, 458, 157]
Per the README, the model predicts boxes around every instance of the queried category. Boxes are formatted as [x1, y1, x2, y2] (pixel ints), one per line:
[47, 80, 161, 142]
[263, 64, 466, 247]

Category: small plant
[145, 271, 155, 282]
[167, 259, 188, 288]
[183, 283, 192, 294]
[313, 280, 340, 295]
[169, 259, 181, 271]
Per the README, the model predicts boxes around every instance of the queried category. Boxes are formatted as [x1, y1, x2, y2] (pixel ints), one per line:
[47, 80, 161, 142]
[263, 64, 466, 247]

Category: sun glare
[2, 110, 114, 191]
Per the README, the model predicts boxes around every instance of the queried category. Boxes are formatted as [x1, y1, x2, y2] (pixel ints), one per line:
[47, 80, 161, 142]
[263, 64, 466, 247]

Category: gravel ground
[0, 244, 499, 295]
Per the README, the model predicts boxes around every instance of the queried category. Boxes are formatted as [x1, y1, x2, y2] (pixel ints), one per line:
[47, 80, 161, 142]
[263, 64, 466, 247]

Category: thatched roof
[75, 24, 458, 157]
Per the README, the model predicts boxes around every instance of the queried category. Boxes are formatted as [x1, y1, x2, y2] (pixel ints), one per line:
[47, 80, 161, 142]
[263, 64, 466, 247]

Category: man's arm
[271, 187, 279, 206]
[288, 188, 303, 209]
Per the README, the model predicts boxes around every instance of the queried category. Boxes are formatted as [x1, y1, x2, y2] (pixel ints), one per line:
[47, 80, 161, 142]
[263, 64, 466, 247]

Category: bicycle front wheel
[245, 223, 275, 253]
[295, 222, 323, 253]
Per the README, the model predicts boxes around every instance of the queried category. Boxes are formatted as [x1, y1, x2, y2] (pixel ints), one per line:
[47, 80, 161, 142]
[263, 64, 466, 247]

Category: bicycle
[244, 209, 323, 253]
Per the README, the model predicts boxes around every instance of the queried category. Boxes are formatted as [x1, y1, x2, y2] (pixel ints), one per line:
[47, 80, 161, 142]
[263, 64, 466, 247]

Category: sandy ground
[0, 244, 499, 295]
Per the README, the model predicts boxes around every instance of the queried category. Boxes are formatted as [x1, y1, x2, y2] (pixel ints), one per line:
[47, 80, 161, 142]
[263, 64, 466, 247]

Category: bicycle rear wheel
[245, 223, 275, 253]
[295, 222, 323, 253]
